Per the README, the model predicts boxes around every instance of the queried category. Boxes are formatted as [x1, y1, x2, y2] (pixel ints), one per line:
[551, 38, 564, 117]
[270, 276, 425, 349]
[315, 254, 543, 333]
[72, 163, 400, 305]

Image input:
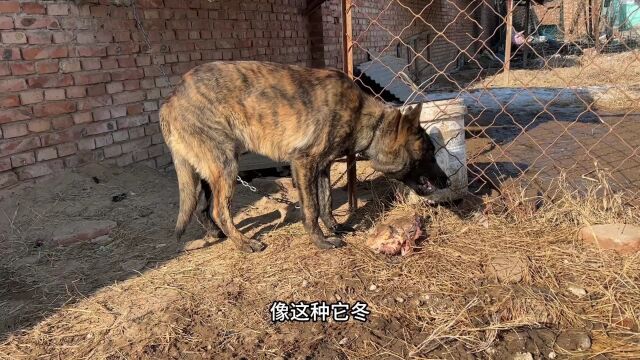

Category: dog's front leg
[292, 159, 346, 249]
[318, 165, 355, 235]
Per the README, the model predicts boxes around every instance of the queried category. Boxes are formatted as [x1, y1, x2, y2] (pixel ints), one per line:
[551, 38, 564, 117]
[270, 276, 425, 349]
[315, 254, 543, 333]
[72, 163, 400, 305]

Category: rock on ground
[50, 220, 117, 246]
[486, 254, 528, 284]
[579, 223, 640, 254]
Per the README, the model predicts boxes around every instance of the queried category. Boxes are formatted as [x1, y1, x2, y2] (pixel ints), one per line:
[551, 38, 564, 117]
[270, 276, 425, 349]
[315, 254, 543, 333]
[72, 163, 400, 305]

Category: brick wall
[311, 0, 480, 80]
[0, 0, 312, 189]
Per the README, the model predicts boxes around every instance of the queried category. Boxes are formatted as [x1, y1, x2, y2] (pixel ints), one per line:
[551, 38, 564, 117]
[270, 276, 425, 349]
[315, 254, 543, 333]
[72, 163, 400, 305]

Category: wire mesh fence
[343, 0, 640, 205]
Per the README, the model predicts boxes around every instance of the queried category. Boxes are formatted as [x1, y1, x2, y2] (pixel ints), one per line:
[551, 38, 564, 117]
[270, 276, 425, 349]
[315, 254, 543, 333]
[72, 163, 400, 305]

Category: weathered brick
[76, 95, 112, 111]
[110, 105, 127, 119]
[40, 127, 83, 146]
[52, 31, 72, 44]
[116, 114, 149, 129]
[106, 82, 124, 94]
[73, 72, 111, 85]
[92, 108, 111, 121]
[117, 57, 136, 68]
[11, 152, 36, 167]
[1, 31, 27, 44]
[36, 60, 59, 74]
[116, 152, 134, 167]
[2, 48, 21, 60]
[81, 58, 101, 71]
[65, 86, 86, 98]
[28, 74, 73, 88]
[44, 89, 66, 101]
[143, 101, 159, 112]
[0, 63, 9, 76]
[47, 3, 69, 16]
[0, 136, 40, 157]
[2, 122, 28, 138]
[74, 45, 107, 57]
[0, 171, 18, 188]
[0, 158, 11, 172]
[94, 134, 114, 148]
[0, 78, 28, 92]
[87, 84, 106, 97]
[123, 80, 140, 91]
[0, 1, 20, 13]
[133, 149, 149, 162]
[135, 55, 152, 66]
[111, 69, 144, 81]
[151, 133, 164, 144]
[148, 144, 164, 158]
[127, 103, 144, 115]
[95, 30, 113, 43]
[0, 108, 31, 124]
[36, 147, 57, 161]
[22, 3, 46, 15]
[60, 59, 81, 73]
[72, 111, 93, 124]
[10, 62, 35, 76]
[155, 153, 171, 167]
[0, 95, 20, 108]
[33, 101, 76, 117]
[56, 142, 76, 157]
[16, 160, 63, 180]
[0, 15, 14, 30]
[112, 129, 129, 142]
[101, 58, 118, 70]
[77, 138, 96, 151]
[83, 120, 116, 136]
[51, 115, 73, 130]
[19, 90, 44, 105]
[15, 16, 60, 30]
[27, 118, 51, 133]
[104, 143, 122, 158]
[26, 30, 52, 44]
[128, 126, 145, 139]
[112, 90, 145, 105]
[22, 45, 67, 60]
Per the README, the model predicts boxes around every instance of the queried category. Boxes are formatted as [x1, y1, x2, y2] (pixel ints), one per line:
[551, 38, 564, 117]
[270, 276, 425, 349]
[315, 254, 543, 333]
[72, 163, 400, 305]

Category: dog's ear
[403, 103, 422, 129]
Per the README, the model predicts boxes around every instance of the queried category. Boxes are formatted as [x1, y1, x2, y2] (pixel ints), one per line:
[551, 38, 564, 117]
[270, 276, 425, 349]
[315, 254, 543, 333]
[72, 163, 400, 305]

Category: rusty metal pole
[342, 0, 357, 211]
[504, 0, 514, 85]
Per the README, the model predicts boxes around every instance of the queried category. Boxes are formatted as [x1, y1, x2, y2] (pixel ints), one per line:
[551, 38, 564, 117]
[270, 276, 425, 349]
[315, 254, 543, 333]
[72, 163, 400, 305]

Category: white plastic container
[400, 98, 468, 203]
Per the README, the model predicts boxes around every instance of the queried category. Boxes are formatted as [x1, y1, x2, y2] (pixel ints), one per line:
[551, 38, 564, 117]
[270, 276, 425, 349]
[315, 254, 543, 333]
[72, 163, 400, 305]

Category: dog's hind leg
[201, 155, 266, 253]
[318, 165, 354, 235]
[292, 159, 345, 249]
[197, 179, 225, 238]
[173, 153, 200, 241]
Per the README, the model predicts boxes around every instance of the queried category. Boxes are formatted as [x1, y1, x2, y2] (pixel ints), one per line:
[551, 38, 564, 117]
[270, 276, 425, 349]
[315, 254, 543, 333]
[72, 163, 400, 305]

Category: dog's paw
[313, 236, 346, 249]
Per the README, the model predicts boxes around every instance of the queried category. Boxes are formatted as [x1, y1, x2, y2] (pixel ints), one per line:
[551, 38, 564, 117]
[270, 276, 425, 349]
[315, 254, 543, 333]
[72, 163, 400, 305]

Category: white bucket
[400, 98, 468, 203]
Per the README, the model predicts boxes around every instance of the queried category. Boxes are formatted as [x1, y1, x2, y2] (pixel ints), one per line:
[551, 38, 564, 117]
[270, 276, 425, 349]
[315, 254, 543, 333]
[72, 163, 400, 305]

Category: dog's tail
[160, 103, 200, 241]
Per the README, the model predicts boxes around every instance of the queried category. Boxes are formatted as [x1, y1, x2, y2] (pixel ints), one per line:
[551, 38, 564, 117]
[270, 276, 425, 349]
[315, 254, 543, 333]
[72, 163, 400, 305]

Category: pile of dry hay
[0, 165, 638, 359]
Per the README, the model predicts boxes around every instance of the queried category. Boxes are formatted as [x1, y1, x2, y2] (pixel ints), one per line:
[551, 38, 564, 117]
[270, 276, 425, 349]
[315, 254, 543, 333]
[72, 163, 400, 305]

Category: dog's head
[368, 103, 449, 196]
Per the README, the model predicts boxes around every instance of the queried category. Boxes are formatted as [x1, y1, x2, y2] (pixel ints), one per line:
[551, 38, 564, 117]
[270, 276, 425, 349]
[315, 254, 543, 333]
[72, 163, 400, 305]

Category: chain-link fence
[339, 0, 640, 205]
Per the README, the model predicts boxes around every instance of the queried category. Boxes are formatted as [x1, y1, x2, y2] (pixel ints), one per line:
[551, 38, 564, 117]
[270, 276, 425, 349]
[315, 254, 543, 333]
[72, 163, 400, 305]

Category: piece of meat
[366, 215, 425, 256]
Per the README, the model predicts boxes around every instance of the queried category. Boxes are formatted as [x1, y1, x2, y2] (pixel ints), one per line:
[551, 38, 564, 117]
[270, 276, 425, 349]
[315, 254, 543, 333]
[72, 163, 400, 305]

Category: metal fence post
[342, 0, 357, 211]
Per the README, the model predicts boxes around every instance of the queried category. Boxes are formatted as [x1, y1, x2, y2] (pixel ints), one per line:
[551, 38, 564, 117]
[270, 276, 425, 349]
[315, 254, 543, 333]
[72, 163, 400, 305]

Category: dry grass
[0, 164, 639, 359]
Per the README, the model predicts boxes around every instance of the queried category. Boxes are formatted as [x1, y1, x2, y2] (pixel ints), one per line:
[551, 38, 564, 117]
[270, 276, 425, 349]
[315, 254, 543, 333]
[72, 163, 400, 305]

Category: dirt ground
[0, 159, 639, 359]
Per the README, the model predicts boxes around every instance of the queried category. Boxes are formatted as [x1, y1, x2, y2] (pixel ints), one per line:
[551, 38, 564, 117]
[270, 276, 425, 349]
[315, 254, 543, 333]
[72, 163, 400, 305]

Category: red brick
[0, 63, 8, 76]
[22, 3, 45, 15]
[1, 31, 26, 43]
[0, 95, 20, 108]
[95, 30, 113, 43]
[36, 147, 57, 161]
[114, 31, 130, 42]
[0, 158, 11, 172]
[28, 74, 73, 88]
[16, 160, 63, 180]
[60, 59, 81, 73]
[52, 31, 72, 44]
[0, 108, 31, 124]
[56, 142, 76, 157]
[77, 138, 95, 151]
[0, 15, 13, 29]
[73, 111, 93, 124]
[44, 89, 65, 101]
[135, 55, 152, 66]
[117, 57, 136, 68]
[40, 127, 83, 146]
[87, 84, 106, 97]
[127, 103, 144, 115]
[123, 80, 140, 91]
[36, 60, 59, 74]
[84, 120, 116, 136]
[101, 58, 118, 70]
[33, 101, 76, 117]
[110, 105, 126, 119]
[81, 58, 101, 70]
[0, 171, 18, 188]
[47, 3, 69, 16]
[116, 114, 149, 129]
[15, 16, 59, 30]
[0, 78, 27, 92]
[107, 43, 139, 56]
[75, 45, 107, 57]
[10, 62, 35, 76]
[51, 115, 73, 130]
[19, 90, 44, 105]
[22, 45, 68, 60]
[27, 118, 51, 132]
[76, 95, 112, 111]
[113, 90, 145, 105]
[106, 82, 124, 94]
[0, 136, 40, 157]
[73, 72, 110, 85]
[66, 86, 86, 98]
[2, 48, 21, 60]
[92, 108, 110, 121]
[90, 5, 109, 17]
[0, 1, 20, 13]
[2, 122, 28, 138]
[11, 152, 36, 167]
[26, 30, 52, 44]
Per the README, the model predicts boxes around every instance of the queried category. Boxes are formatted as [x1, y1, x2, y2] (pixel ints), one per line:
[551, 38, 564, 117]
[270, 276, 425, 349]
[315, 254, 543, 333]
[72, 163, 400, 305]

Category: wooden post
[504, 0, 514, 85]
[342, 0, 357, 211]
[523, 0, 531, 67]
[592, 0, 601, 52]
